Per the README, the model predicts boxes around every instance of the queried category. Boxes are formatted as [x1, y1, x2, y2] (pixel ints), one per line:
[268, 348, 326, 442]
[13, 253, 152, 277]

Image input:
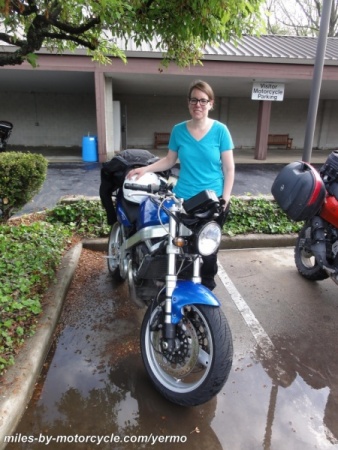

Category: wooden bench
[268, 134, 293, 149]
[154, 132, 170, 149]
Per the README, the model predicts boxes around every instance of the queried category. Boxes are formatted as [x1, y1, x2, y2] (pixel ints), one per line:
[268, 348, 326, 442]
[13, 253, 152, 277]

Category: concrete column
[94, 71, 107, 162]
[255, 100, 272, 160]
[105, 78, 114, 160]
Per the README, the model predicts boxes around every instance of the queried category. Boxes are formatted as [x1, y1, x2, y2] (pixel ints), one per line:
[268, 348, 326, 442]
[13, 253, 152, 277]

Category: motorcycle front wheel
[140, 303, 233, 406]
[294, 224, 329, 281]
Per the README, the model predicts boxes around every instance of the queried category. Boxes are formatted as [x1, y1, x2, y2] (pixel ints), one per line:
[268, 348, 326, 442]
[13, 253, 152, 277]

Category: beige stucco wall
[2, 90, 338, 151]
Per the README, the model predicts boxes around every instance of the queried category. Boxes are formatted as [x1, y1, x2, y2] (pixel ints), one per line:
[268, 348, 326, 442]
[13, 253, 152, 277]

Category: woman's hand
[126, 150, 177, 180]
[126, 166, 148, 180]
[222, 197, 230, 209]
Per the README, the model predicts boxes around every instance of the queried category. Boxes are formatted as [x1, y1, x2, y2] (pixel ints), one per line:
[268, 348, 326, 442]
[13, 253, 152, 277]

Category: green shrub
[46, 199, 110, 237]
[0, 152, 48, 222]
[225, 196, 303, 235]
[0, 221, 71, 375]
[46, 196, 302, 237]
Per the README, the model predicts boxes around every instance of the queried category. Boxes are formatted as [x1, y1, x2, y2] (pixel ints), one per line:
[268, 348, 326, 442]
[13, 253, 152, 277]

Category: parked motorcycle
[271, 150, 338, 285]
[101, 151, 233, 406]
[0, 120, 13, 151]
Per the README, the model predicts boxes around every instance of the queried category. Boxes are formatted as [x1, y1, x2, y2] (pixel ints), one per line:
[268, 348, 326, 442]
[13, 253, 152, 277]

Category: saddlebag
[320, 150, 338, 199]
[271, 161, 326, 221]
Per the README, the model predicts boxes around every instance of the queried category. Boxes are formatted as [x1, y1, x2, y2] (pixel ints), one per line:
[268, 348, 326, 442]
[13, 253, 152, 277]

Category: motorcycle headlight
[196, 221, 222, 256]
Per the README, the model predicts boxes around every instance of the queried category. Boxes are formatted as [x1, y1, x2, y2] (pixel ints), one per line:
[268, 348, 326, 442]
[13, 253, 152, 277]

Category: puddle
[5, 250, 338, 449]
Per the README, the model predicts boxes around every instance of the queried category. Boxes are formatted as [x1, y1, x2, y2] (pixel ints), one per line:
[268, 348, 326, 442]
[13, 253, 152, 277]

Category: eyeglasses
[189, 97, 210, 106]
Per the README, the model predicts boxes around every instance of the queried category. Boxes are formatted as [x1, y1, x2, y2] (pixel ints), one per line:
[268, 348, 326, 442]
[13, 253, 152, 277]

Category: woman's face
[188, 88, 213, 120]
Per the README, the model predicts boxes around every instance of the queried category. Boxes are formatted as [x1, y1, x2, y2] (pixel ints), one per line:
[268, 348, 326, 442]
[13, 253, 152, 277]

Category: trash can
[82, 136, 98, 162]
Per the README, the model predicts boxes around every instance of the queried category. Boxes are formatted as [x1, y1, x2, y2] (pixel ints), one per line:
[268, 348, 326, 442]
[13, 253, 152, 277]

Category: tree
[265, 0, 338, 37]
[0, 0, 264, 68]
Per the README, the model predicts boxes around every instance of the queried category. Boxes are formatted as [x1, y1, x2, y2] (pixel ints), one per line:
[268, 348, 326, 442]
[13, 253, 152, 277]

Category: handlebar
[123, 182, 161, 193]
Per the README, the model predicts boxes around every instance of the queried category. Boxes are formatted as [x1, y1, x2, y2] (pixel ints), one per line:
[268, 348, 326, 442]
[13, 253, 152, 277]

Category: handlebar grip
[123, 183, 160, 193]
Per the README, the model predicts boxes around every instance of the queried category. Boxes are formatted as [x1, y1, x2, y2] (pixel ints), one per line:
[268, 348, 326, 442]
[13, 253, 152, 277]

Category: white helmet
[123, 172, 161, 204]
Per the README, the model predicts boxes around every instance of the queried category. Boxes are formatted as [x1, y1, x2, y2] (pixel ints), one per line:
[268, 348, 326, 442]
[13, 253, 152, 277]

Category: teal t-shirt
[169, 120, 234, 200]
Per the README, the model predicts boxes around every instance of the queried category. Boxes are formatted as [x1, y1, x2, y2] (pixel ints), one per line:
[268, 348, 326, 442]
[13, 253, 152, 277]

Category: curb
[62, 195, 297, 251]
[82, 234, 298, 252]
[219, 233, 297, 249]
[0, 243, 83, 450]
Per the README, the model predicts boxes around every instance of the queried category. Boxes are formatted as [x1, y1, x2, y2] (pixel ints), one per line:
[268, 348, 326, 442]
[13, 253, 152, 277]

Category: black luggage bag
[100, 149, 160, 225]
[271, 161, 326, 221]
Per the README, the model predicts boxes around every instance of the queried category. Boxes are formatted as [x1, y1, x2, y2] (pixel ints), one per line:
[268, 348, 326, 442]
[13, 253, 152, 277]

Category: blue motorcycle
[107, 170, 233, 406]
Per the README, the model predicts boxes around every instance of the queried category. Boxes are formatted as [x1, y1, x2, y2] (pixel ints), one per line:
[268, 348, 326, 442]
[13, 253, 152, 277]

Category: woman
[127, 79, 235, 290]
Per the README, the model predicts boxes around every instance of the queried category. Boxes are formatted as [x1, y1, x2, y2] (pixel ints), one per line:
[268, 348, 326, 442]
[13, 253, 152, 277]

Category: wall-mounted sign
[251, 82, 285, 101]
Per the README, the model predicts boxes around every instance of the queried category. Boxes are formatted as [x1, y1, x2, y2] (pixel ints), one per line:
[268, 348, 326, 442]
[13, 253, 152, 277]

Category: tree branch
[47, 16, 101, 35]
[43, 32, 97, 50]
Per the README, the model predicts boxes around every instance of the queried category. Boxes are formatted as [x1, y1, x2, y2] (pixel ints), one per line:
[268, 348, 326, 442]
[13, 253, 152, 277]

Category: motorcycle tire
[294, 224, 329, 281]
[107, 223, 125, 281]
[140, 302, 233, 407]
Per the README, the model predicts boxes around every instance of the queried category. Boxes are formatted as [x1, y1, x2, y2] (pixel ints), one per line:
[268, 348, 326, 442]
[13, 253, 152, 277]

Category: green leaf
[26, 53, 38, 68]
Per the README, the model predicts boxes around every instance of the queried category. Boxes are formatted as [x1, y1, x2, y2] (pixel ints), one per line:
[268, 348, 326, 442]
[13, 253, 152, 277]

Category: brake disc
[152, 320, 200, 378]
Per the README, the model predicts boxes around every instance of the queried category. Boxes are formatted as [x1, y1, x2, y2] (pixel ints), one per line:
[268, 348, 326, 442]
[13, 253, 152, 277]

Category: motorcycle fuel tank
[271, 161, 326, 221]
[137, 197, 175, 229]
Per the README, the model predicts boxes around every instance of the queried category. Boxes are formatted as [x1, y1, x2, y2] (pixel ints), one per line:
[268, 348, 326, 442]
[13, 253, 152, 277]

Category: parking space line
[217, 262, 274, 353]
[217, 261, 289, 382]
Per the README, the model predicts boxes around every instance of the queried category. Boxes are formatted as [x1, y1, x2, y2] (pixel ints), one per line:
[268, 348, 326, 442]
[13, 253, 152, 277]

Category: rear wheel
[140, 302, 233, 406]
[294, 224, 329, 281]
[107, 223, 125, 281]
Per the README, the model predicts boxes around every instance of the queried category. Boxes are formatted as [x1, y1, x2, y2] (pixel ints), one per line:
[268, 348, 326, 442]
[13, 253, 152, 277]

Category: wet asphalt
[17, 162, 286, 216]
[6, 246, 338, 450]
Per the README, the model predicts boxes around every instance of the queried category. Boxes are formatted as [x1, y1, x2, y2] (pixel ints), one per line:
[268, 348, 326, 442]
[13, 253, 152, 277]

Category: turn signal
[173, 237, 186, 247]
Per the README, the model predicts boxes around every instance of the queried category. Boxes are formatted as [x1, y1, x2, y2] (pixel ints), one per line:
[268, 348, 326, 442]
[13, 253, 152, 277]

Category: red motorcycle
[272, 151, 338, 285]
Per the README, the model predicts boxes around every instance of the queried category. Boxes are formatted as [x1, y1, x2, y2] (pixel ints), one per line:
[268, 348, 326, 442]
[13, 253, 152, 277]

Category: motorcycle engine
[133, 240, 168, 281]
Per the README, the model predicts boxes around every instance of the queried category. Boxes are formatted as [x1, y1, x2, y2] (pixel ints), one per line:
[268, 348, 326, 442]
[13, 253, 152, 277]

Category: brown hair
[188, 80, 215, 101]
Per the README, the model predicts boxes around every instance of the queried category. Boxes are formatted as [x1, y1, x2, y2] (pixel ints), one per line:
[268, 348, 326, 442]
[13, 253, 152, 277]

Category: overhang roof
[1, 35, 338, 99]
[119, 34, 338, 65]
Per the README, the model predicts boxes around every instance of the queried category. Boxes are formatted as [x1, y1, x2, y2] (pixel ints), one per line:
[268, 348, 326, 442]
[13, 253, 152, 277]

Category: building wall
[270, 99, 309, 148]
[115, 94, 187, 148]
[116, 94, 327, 150]
[318, 99, 338, 149]
[225, 98, 259, 148]
[227, 98, 311, 149]
[0, 91, 96, 147]
[3, 90, 338, 151]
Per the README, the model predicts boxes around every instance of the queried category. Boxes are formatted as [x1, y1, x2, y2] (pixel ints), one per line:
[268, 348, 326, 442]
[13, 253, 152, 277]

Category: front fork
[162, 202, 180, 352]
[162, 201, 201, 352]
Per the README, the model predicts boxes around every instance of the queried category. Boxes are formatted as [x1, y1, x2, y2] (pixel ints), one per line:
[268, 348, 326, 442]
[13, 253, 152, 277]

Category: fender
[171, 280, 220, 324]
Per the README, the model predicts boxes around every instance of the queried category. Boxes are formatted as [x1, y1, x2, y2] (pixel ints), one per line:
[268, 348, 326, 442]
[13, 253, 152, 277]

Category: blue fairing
[116, 201, 132, 227]
[171, 280, 220, 324]
[116, 194, 174, 228]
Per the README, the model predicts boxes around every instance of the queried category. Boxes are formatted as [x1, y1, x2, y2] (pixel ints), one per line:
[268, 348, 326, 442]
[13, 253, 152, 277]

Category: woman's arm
[127, 150, 178, 180]
[221, 150, 235, 205]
